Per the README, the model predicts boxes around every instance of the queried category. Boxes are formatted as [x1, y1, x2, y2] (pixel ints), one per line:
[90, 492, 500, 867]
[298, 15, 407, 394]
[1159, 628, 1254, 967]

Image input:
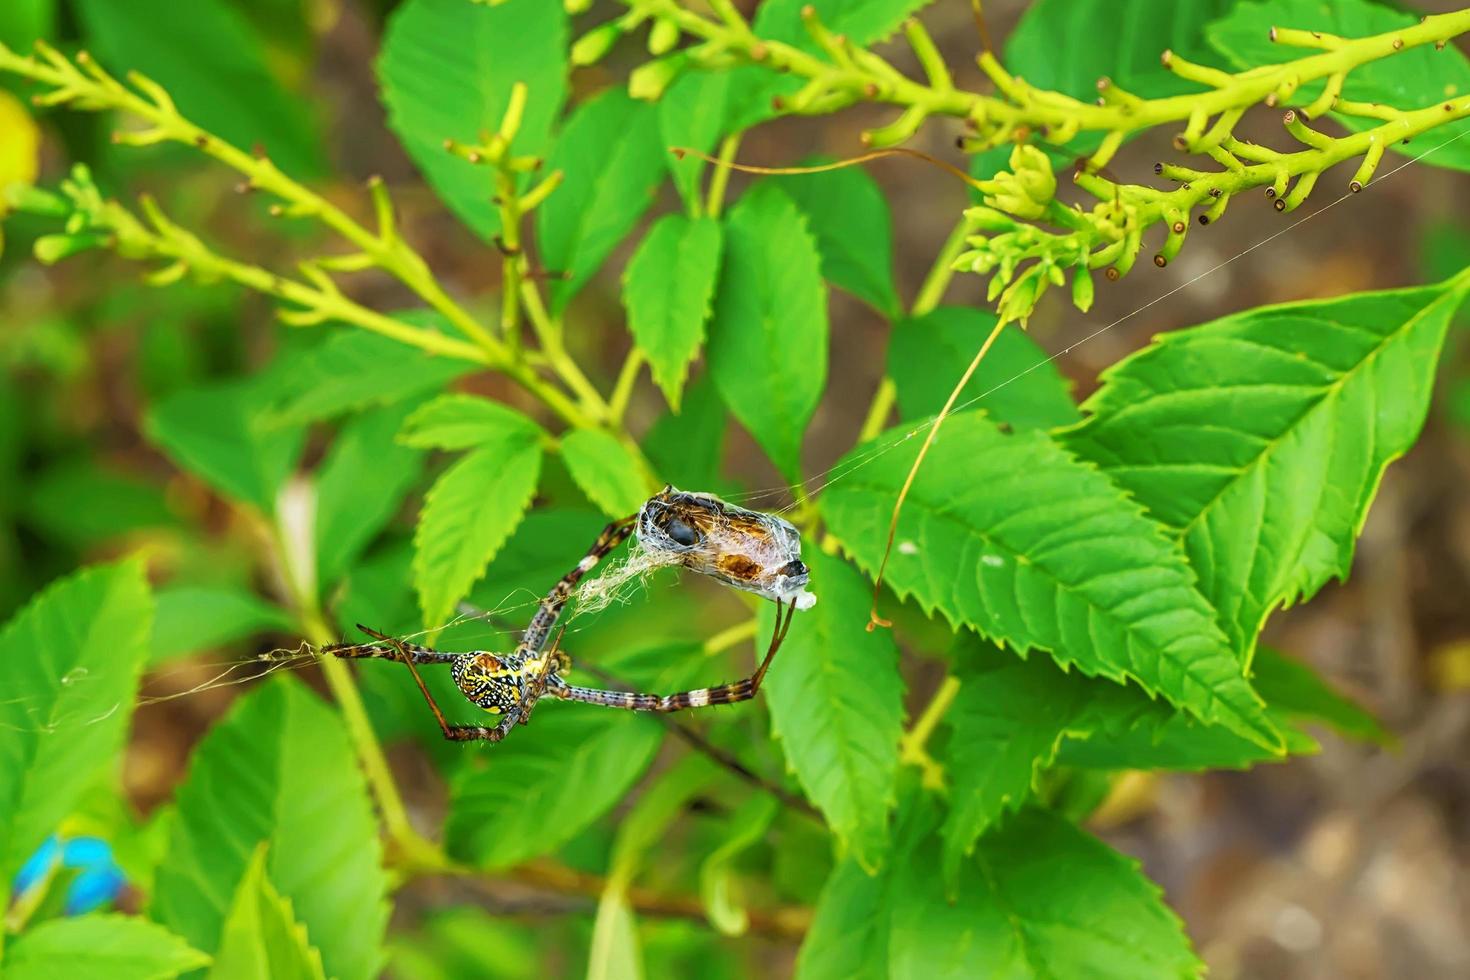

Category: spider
[326, 487, 812, 742]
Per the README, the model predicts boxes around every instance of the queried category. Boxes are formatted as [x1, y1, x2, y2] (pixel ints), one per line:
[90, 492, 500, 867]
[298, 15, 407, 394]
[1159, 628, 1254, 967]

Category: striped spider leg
[325, 515, 638, 742]
[546, 597, 797, 712]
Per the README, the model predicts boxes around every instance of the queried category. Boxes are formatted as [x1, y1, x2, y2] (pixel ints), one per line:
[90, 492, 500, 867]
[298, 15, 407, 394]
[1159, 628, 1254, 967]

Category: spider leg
[751, 597, 797, 689]
[325, 624, 457, 664]
[547, 599, 797, 714]
[515, 514, 637, 657]
[513, 626, 568, 729]
[358, 627, 513, 742]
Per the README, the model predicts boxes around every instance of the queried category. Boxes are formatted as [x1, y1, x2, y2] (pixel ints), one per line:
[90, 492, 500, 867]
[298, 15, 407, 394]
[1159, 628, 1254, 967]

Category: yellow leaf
[0, 89, 41, 201]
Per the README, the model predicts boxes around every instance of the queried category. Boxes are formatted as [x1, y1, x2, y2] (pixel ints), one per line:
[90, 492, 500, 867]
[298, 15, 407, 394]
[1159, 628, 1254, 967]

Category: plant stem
[0, 43, 503, 356]
[703, 617, 758, 656]
[630, 1, 1470, 149]
[1075, 94, 1470, 258]
[608, 348, 646, 426]
[506, 860, 812, 938]
[899, 675, 960, 789]
[267, 516, 446, 871]
[518, 279, 610, 422]
[705, 133, 742, 220]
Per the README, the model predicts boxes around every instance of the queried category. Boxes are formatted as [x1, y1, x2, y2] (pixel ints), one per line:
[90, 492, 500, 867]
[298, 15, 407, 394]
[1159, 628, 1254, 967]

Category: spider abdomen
[451, 651, 528, 715]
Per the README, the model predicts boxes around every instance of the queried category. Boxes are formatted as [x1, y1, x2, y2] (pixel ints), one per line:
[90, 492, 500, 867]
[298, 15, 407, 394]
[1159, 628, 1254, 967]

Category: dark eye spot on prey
[666, 518, 699, 547]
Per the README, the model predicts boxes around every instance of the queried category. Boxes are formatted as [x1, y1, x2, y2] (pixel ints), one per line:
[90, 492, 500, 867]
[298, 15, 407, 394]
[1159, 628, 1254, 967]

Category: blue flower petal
[12, 835, 61, 896]
[60, 836, 113, 869]
[64, 865, 127, 915]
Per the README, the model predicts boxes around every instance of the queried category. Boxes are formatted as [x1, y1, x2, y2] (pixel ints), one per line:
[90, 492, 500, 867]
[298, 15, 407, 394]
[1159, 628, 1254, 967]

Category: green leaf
[1056, 694, 1315, 772]
[23, 458, 176, 547]
[623, 214, 723, 410]
[387, 908, 539, 980]
[1209, 0, 1470, 172]
[940, 638, 1312, 878]
[0, 560, 152, 892]
[314, 400, 425, 587]
[1253, 645, 1389, 744]
[726, 1, 939, 130]
[795, 853, 891, 980]
[707, 183, 828, 477]
[0, 0, 56, 51]
[560, 428, 650, 518]
[146, 378, 305, 514]
[445, 645, 695, 868]
[150, 585, 293, 666]
[74, 0, 323, 176]
[152, 676, 389, 980]
[890, 807, 1203, 979]
[762, 550, 903, 869]
[539, 88, 666, 312]
[413, 437, 543, 627]
[821, 411, 1283, 751]
[641, 376, 728, 492]
[265, 323, 476, 427]
[1062, 279, 1469, 658]
[939, 642, 1091, 889]
[209, 846, 327, 980]
[2, 913, 210, 980]
[398, 393, 544, 451]
[659, 71, 731, 208]
[795, 780, 936, 980]
[780, 161, 898, 315]
[888, 308, 1079, 430]
[378, 0, 567, 239]
[699, 794, 779, 936]
[1009, 0, 1235, 102]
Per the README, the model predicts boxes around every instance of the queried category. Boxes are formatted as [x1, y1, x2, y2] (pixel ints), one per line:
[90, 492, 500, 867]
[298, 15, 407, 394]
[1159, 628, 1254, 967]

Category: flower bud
[34, 231, 108, 265]
[1071, 265, 1094, 312]
[629, 54, 685, 101]
[648, 17, 680, 56]
[1007, 143, 1056, 204]
[3, 183, 68, 217]
[570, 23, 621, 67]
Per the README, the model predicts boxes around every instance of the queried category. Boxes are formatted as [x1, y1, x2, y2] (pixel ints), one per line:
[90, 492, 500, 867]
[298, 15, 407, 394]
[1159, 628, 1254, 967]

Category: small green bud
[988, 185, 1045, 220]
[648, 17, 680, 56]
[1006, 144, 1056, 206]
[34, 231, 108, 265]
[3, 183, 68, 217]
[564, 0, 593, 13]
[571, 23, 621, 67]
[629, 54, 685, 101]
[963, 205, 1018, 233]
[1071, 265, 1094, 312]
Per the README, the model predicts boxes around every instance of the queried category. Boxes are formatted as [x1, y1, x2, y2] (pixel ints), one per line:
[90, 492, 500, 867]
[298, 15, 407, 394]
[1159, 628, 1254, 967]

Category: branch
[953, 95, 1470, 324]
[608, 1, 1470, 152]
[0, 41, 504, 358]
[13, 170, 491, 364]
[0, 41, 639, 433]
